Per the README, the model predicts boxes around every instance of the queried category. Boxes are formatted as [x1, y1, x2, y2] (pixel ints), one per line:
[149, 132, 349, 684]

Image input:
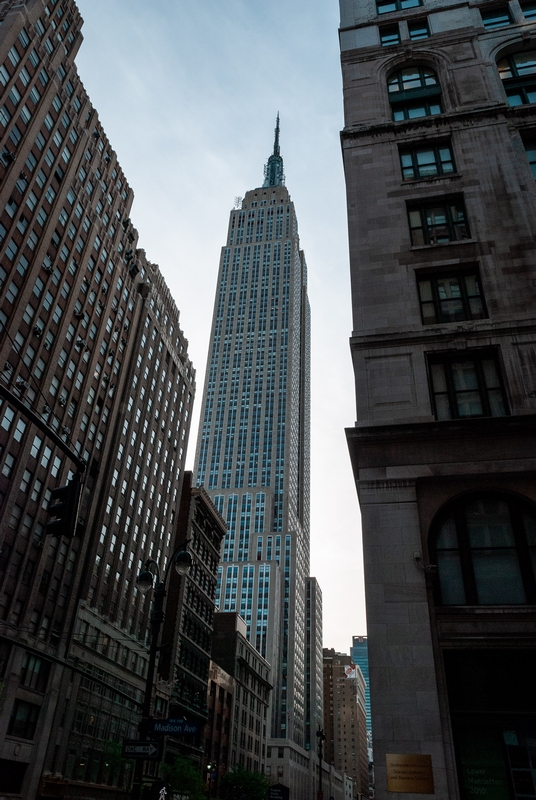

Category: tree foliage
[160, 755, 206, 800]
[103, 740, 133, 788]
[219, 766, 269, 800]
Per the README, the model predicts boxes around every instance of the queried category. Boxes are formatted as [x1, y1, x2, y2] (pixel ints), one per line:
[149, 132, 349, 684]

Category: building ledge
[349, 316, 536, 348]
[434, 604, 536, 644]
[340, 102, 536, 141]
[347, 413, 536, 444]
[346, 414, 536, 474]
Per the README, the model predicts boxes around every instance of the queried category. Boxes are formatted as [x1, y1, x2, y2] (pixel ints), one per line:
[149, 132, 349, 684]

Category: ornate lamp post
[130, 543, 193, 800]
[206, 761, 218, 797]
[316, 727, 326, 800]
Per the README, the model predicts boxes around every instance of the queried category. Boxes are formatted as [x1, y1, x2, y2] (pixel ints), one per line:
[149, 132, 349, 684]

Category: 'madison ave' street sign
[151, 718, 199, 736]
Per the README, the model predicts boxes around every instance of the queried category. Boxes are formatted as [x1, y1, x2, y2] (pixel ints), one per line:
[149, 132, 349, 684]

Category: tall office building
[0, 1, 198, 797]
[322, 649, 369, 799]
[305, 577, 324, 753]
[195, 120, 319, 798]
[350, 636, 371, 746]
[340, 0, 536, 798]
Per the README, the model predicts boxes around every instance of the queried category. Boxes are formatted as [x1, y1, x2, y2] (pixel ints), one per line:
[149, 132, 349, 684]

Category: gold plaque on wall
[386, 754, 435, 794]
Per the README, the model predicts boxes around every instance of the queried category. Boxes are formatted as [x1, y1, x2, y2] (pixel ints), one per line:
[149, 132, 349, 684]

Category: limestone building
[0, 1, 196, 797]
[194, 120, 323, 799]
[339, 0, 536, 798]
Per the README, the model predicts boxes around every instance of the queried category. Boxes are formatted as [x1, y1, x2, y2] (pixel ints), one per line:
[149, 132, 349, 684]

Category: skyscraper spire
[273, 112, 280, 156]
[263, 113, 285, 187]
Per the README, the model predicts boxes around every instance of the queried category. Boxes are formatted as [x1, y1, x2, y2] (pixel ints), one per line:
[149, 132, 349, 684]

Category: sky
[75, 0, 366, 651]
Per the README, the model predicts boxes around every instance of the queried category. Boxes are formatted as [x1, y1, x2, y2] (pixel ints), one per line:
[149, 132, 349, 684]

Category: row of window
[377, 0, 536, 19]
[380, 2, 536, 42]
[386, 52, 536, 121]
[380, 18, 429, 45]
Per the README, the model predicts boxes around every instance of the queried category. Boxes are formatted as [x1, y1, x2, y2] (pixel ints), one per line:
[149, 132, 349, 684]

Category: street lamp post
[130, 543, 193, 800]
[316, 727, 326, 800]
[206, 761, 217, 798]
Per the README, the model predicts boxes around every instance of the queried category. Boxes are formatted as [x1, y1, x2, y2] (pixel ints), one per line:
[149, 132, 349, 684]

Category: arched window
[387, 65, 442, 120]
[497, 50, 536, 105]
[432, 493, 536, 605]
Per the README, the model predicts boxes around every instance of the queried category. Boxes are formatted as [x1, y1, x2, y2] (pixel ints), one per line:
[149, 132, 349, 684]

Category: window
[388, 65, 442, 120]
[428, 350, 508, 419]
[18, 28, 30, 49]
[408, 18, 430, 38]
[380, 24, 400, 45]
[8, 46, 20, 67]
[14, 419, 27, 442]
[498, 50, 536, 106]
[1, 407, 14, 431]
[0, 759, 27, 793]
[8, 699, 40, 739]
[407, 196, 469, 245]
[481, 5, 512, 27]
[524, 141, 536, 178]
[30, 436, 42, 458]
[20, 470, 32, 493]
[377, 0, 421, 12]
[9, 85, 21, 106]
[2, 453, 15, 478]
[418, 269, 486, 324]
[20, 653, 50, 692]
[521, 0, 536, 17]
[432, 493, 536, 605]
[400, 141, 454, 179]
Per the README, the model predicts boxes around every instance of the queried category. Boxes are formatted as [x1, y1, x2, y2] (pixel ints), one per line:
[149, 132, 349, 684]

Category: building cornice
[349, 317, 536, 349]
[340, 103, 536, 142]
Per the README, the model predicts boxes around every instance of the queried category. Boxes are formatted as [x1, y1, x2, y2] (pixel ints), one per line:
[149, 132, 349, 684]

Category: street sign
[121, 740, 162, 760]
[152, 718, 198, 736]
[269, 784, 290, 800]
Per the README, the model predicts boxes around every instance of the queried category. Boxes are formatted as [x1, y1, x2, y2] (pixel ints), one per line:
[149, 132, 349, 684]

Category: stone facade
[339, 0, 536, 798]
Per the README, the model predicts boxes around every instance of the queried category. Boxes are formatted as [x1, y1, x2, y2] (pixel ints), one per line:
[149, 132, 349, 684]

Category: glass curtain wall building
[195, 120, 316, 792]
[350, 635, 371, 745]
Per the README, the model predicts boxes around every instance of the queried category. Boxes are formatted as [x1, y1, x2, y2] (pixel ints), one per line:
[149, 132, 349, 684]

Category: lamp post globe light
[316, 727, 327, 800]
[130, 543, 192, 800]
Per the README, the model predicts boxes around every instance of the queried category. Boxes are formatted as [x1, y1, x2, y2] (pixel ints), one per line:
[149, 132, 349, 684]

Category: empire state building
[195, 120, 322, 792]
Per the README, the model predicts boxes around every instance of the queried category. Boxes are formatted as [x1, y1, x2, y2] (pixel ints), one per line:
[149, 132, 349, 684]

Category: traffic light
[46, 473, 82, 538]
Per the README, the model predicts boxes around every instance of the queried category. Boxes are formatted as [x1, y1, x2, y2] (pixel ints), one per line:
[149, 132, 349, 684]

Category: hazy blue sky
[76, 0, 366, 651]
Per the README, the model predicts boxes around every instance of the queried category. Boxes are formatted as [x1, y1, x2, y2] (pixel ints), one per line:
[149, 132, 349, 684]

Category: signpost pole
[129, 546, 192, 799]
[131, 582, 166, 800]
[316, 727, 326, 800]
